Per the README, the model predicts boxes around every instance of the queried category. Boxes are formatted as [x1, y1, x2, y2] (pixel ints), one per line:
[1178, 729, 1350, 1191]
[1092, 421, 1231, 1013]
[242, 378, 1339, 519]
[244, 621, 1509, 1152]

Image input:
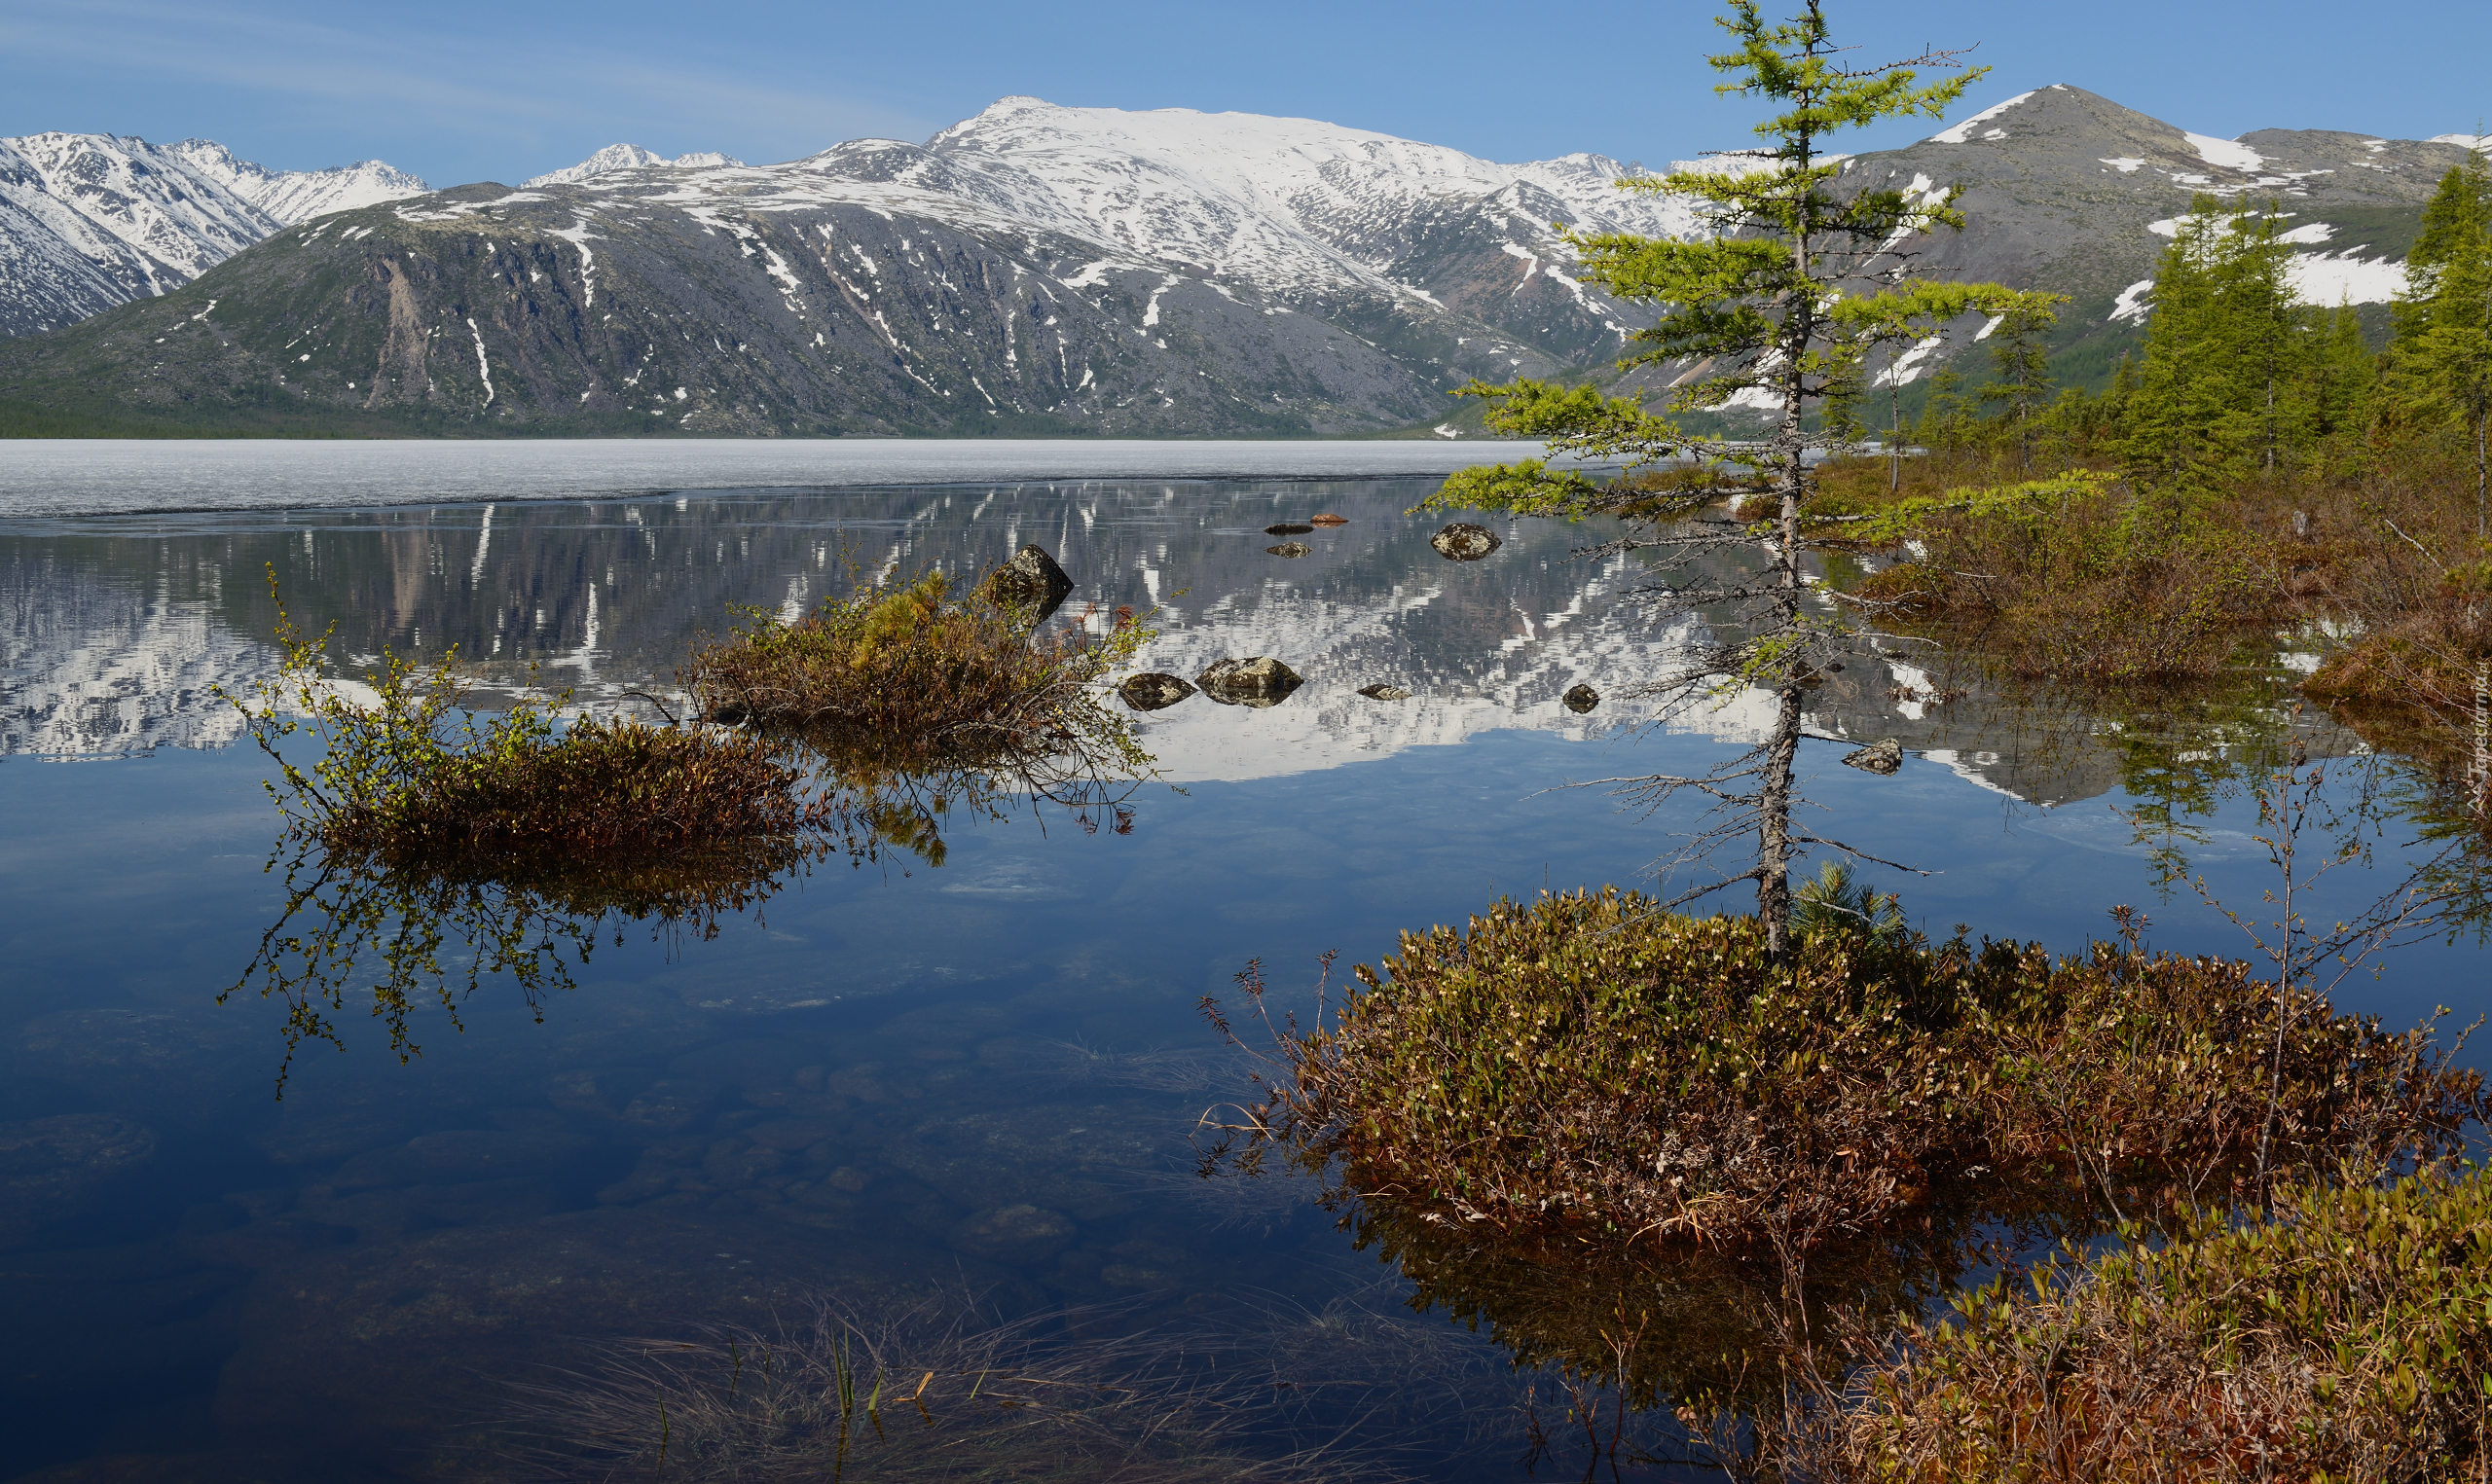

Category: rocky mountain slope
[0, 132, 426, 337]
[0, 90, 2478, 434]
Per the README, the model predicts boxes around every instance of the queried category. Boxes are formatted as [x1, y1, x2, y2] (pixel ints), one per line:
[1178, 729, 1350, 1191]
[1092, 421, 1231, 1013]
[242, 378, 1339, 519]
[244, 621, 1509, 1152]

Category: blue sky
[1, 0, 2482, 186]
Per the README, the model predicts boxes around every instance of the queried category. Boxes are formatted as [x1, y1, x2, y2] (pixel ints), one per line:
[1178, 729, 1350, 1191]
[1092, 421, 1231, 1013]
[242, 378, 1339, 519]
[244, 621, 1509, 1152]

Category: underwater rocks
[981, 543, 1076, 617]
[1562, 683, 1599, 713]
[1431, 523, 1501, 561]
[952, 1203, 1078, 1263]
[1197, 657, 1302, 703]
[1264, 542, 1312, 558]
[1118, 671, 1197, 711]
[1844, 738, 1904, 776]
[1358, 684, 1413, 701]
[0, 1113, 159, 1246]
[326, 1129, 599, 1192]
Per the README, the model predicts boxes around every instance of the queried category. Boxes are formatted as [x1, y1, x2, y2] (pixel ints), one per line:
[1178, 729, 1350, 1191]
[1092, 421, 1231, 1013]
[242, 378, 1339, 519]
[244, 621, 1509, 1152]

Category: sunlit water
[0, 449, 2480, 1481]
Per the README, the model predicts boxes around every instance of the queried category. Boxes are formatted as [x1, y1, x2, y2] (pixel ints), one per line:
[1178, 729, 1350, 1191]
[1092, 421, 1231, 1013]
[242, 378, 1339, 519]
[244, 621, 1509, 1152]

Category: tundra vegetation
[1197, 1, 2492, 1477]
[220, 555, 1154, 1089]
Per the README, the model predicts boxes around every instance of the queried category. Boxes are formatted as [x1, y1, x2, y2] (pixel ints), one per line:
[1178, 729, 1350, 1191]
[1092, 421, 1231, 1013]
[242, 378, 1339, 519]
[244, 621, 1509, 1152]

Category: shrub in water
[1204, 888, 2482, 1252]
[1840, 1168, 2492, 1481]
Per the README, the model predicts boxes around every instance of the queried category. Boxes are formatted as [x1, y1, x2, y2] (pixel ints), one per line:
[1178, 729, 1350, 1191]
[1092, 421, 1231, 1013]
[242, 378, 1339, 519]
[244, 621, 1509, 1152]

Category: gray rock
[1431, 523, 1501, 561]
[1358, 684, 1413, 701]
[952, 1203, 1078, 1263]
[982, 543, 1075, 619]
[1118, 671, 1196, 711]
[1844, 738, 1905, 776]
[1197, 657, 1303, 706]
[1562, 683, 1599, 713]
[1264, 541, 1312, 558]
[0, 1114, 159, 1245]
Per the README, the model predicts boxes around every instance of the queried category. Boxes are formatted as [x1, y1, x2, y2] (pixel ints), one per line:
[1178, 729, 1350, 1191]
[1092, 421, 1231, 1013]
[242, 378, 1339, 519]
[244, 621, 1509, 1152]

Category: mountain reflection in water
[1, 479, 2357, 814]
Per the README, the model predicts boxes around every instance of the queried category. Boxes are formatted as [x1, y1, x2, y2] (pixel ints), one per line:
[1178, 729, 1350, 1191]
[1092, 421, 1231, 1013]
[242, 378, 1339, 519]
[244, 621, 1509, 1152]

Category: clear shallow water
[0, 467, 2482, 1481]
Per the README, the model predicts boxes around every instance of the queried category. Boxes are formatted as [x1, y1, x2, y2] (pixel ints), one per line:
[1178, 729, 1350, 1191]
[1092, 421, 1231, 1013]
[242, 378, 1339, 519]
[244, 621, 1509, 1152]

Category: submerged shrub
[1205, 889, 2483, 1252]
[222, 569, 825, 865]
[683, 561, 1150, 756]
[1842, 1168, 2492, 1481]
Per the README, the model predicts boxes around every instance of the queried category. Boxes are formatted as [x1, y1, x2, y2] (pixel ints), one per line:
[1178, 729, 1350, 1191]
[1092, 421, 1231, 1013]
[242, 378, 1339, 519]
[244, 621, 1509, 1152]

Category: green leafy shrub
[684, 565, 1150, 756]
[1844, 1168, 2492, 1482]
[222, 569, 825, 865]
[1204, 889, 2482, 1252]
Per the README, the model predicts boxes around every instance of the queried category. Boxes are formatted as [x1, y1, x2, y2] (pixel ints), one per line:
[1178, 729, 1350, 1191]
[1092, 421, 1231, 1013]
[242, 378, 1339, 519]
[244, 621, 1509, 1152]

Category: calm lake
[0, 441, 2479, 1481]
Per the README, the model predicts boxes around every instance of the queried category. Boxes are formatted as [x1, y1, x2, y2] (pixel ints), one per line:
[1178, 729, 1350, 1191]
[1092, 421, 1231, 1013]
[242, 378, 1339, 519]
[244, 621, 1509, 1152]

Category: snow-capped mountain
[522, 144, 746, 189]
[0, 131, 426, 337]
[2, 90, 2481, 433]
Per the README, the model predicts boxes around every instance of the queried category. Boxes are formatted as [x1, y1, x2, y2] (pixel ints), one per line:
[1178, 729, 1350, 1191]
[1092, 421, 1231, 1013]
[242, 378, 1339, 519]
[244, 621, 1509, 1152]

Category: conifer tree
[1824, 279, 1991, 490]
[1422, 1, 2024, 956]
[2401, 147, 2492, 535]
[1974, 291, 2069, 473]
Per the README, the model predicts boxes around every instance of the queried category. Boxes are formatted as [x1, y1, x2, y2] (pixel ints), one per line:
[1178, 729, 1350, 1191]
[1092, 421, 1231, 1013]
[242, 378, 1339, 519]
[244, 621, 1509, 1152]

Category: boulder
[1562, 683, 1600, 713]
[1117, 672, 1196, 712]
[1431, 523, 1501, 561]
[951, 1203, 1078, 1264]
[1843, 738, 1904, 776]
[1263, 523, 1314, 535]
[1197, 657, 1302, 696]
[1264, 542, 1311, 558]
[1308, 513, 1349, 525]
[981, 543, 1075, 619]
[1357, 684, 1412, 701]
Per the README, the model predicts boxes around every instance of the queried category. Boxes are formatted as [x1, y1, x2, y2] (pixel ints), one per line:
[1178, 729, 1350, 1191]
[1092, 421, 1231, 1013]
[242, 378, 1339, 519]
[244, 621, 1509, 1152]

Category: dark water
[0, 472, 2480, 1481]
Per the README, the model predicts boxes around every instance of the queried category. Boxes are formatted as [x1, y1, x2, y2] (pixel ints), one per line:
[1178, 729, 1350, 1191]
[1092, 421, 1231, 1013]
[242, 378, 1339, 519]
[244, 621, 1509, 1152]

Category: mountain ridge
[0, 90, 2480, 436]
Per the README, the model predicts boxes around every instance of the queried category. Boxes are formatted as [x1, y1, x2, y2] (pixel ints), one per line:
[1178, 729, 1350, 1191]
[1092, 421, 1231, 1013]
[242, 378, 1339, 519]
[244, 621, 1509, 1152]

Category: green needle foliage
[1420, 0, 2018, 954]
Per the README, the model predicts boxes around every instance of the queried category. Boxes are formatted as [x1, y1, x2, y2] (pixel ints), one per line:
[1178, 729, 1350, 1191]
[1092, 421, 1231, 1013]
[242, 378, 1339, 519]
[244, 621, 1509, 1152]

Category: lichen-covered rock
[1562, 683, 1599, 713]
[1431, 523, 1501, 561]
[1844, 738, 1904, 775]
[980, 543, 1075, 616]
[1264, 541, 1311, 558]
[1197, 657, 1301, 693]
[1358, 684, 1412, 701]
[1118, 671, 1196, 711]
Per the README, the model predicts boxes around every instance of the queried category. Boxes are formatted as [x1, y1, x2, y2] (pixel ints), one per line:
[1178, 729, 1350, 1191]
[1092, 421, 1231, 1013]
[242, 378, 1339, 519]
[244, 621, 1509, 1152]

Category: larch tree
[1420, 0, 2056, 958]
[2402, 145, 2492, 535]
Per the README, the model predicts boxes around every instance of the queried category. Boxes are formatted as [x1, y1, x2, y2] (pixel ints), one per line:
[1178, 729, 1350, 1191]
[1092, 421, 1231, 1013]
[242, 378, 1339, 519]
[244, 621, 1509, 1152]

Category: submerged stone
[1431, 523, 1501, 561]
[1118, 671, 1197, 711]
[0, 1113, 159, 1247]
[952, 1203, 1078, 1263]
[1844, 738, 1905, 775]
[1562, 683, 1599, 713]
[1358, 684, 1412, 701]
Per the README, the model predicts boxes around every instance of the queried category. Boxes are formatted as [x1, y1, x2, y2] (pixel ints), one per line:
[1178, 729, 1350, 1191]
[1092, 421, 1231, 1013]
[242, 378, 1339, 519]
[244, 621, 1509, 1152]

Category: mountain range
[0, 90, 2479, 438]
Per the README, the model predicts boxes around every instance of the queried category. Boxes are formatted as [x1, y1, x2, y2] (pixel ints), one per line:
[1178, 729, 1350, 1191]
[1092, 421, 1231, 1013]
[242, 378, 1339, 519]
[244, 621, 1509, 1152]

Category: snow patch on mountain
[1928, 91, 2038, 144]
[2288, 252, 2406, 305]
[523, 144, 746, 188]
[2183, 132, 2265, 172]
[2428, 133, 2492, 150]
[164, 141, 427, 225]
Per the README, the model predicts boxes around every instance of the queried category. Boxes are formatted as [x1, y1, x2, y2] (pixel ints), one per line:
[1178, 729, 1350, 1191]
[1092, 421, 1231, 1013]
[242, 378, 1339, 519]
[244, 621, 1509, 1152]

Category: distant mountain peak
[522, 144, 746, 189]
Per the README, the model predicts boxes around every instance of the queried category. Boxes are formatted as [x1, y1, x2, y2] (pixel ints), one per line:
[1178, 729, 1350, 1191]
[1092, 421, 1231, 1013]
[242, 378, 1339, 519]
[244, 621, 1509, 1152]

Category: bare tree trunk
[1760, 164, 1815, 961]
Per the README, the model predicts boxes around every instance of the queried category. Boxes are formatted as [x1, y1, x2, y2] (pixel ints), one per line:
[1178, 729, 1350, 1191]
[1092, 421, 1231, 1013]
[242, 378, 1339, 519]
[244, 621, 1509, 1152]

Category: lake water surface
[0, 444, 2480, 1481]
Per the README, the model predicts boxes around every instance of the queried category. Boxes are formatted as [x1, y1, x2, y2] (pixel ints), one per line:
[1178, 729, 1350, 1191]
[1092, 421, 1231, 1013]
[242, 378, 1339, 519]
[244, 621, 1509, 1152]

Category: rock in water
[1264, 523, 1315, 535]
[1431, 523, 1500, 561]
[1844, 738, 1904, 776]
[1264, 541, 1311, 558]
[1561, 683, 1599, 713]
[983, 543, 1075, 619]
[1358, 683, 1412, 701]
[1118, 672, 1197, 711]
[1309, 513, 1348, 525]
[1197, 657, 1303, 706]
